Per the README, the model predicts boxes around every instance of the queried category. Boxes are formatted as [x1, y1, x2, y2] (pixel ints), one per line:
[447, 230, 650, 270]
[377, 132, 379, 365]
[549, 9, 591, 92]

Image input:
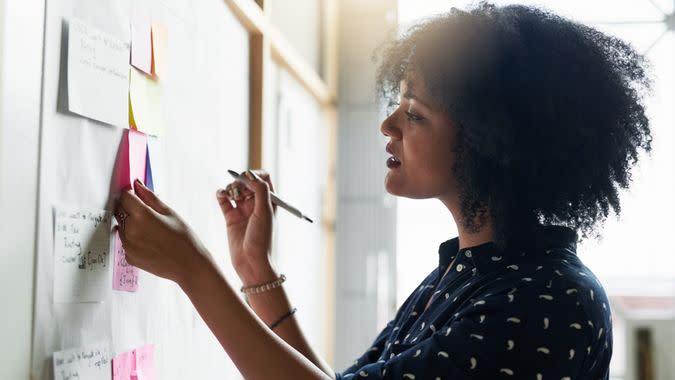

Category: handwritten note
[129, 68, 162, 136]
[151, 22, 168, 78]
[113, 344, 155, 380]
[54, 206, 111, 303]
[112, 349, 135, 380]
[67, 18, 129, 127]
[131, 8, 152, 75]
[113, 231, 138, 292]
[53, 341, 111, 380]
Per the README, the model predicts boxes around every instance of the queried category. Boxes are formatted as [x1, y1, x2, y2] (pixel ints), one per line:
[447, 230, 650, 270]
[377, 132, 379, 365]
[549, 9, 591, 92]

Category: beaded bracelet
[269, 307, 297, 330]
[240, 274, 286, 295]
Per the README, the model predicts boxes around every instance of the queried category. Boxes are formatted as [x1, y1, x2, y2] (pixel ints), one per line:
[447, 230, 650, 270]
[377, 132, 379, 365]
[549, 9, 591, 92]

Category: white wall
[0, 0, 44, 378]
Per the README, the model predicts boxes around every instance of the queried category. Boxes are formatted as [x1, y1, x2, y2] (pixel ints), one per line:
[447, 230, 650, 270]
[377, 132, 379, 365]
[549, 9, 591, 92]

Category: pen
[227, 169, 314, 223]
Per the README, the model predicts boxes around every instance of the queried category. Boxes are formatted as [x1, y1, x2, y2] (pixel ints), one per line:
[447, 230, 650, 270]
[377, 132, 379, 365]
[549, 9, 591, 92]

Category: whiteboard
[32, 0, 251, 378]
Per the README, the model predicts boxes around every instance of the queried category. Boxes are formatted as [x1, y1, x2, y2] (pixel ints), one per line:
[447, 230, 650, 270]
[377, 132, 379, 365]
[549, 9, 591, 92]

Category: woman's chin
[384, 173, 404, 196]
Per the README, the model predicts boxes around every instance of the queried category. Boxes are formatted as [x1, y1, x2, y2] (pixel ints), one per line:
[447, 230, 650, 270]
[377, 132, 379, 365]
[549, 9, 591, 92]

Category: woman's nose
[380, 115, 401, 139]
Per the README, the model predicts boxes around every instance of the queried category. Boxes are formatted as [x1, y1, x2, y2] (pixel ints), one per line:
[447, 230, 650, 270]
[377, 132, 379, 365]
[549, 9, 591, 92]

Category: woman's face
[380, 79, 458, 200]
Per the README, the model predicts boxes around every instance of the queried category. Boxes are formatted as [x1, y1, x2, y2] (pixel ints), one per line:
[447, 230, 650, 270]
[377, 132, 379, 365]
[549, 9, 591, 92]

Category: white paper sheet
[53, 205, 112, 303]
[67, 17, 130, 127]
[53, 341, 112, 380]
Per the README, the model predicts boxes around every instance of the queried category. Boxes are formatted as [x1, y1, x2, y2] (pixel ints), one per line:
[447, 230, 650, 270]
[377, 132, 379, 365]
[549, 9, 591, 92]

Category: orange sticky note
[150, 22, 167, 78]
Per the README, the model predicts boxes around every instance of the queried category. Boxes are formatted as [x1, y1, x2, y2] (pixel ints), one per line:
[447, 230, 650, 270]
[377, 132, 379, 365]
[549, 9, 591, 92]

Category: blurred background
[0, 0, 673, 379]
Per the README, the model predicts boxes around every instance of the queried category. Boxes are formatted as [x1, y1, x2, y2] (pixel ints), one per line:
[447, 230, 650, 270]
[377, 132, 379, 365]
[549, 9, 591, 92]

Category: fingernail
[250, 170, 263, 181]
[244, 170, 255, 181]
[134, 179, 144, 188]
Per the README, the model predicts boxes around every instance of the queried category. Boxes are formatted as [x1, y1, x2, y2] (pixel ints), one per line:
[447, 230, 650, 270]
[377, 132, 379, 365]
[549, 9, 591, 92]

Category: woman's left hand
[113, 179, 210, 286]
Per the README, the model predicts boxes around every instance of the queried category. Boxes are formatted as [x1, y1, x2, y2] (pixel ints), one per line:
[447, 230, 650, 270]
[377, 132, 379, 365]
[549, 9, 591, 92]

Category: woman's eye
[405, 110, 423, 122]
[386, 101, 400, 115]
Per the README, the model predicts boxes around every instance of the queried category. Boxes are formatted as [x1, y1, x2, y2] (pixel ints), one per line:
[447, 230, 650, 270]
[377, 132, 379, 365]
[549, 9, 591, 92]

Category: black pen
[227, 169, 314, 223]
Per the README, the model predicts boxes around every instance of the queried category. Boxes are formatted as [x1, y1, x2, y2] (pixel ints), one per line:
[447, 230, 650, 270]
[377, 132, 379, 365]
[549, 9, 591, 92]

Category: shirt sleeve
[336, 280, 596, 379]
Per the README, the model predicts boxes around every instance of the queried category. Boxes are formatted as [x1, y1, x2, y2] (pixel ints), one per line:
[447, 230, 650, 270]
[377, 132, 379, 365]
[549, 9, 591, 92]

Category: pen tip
[227, 169, 240, 177]
[304, 216, 314, 223]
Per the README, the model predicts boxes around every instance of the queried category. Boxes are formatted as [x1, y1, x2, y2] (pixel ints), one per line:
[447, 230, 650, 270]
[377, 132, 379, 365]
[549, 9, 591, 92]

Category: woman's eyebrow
[403, 90, 432, 110]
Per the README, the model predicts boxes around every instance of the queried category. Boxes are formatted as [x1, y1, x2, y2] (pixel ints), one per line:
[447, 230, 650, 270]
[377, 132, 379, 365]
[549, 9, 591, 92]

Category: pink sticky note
[116, 129, 148, 192]
[131, 9, 152, 74]
[113, 231, 139, 292]
[112, 350, 135, 380]
[129, 129, 148, 185]
[134, 344, 155, 380]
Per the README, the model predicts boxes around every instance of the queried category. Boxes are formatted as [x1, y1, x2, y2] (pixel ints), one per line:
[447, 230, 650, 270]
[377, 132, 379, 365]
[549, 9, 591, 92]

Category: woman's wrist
[175, 244, 215, 291]
[235, 258, 280, 287]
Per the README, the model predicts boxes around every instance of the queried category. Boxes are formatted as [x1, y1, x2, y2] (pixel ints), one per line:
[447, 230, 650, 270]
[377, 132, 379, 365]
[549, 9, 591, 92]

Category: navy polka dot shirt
[335, 225, 612, 379]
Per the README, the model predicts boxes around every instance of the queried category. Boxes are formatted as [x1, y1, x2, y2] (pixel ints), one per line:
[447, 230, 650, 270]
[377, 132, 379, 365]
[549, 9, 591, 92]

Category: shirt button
[456, 264, 464, 272]
[465, 250, 472, 258]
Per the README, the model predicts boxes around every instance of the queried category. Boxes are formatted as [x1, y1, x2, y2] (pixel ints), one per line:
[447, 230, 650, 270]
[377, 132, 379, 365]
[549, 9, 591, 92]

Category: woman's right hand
[216, 169, 279, 285]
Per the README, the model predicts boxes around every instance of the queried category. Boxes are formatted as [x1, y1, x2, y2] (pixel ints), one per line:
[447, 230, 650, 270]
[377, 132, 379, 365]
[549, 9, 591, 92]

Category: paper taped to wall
[53, 341, 111, 380]
[66, 18, 129, 127]
[53, 206, 111, 303]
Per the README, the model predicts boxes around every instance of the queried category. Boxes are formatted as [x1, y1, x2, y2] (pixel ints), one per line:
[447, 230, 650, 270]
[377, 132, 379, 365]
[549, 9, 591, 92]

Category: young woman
[114, 3, 652, 379]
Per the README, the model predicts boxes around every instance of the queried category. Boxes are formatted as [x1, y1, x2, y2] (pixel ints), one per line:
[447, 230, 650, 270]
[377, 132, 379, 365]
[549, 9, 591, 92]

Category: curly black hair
[375, 2, 653, 251]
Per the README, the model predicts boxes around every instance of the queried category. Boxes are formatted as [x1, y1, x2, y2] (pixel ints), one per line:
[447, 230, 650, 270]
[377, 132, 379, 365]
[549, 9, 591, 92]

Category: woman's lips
[387, 156, 401, 168]
[385, 143, 401, 168]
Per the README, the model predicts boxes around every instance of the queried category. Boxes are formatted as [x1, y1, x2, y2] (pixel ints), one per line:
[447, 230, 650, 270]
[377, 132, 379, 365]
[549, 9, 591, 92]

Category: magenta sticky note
[112, 350, 135, 380]
[134, 344, 155, 380]
[128, 129, 148, 186]
[116, 129, 148, 192]
[112, 231, 139, 292]
[131, 8, 152, 74]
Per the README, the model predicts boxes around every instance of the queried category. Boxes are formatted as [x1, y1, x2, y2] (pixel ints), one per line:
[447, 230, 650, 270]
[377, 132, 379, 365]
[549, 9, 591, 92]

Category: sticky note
[145, 135, 161, 193]
[129, 129, 148, 184]
[117, 129, 148, 192]
[112, 349, 135, 380]
[112, 231, 139, 292]
[145, 145, 154, 192]
[53, 341, 111, 380]
[151, 22, 168, 78]
[53, 206, 111, 303]
[135, 344, 156, 380]
[67, 18, 129, 127]
[129, 68, 162, 136]
[113, 344, 155, 380]
[131, 8, 152, 75]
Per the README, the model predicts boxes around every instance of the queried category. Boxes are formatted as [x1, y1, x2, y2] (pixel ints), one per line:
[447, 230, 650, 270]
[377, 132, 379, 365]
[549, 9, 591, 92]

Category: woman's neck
[439, 196, 494, 250]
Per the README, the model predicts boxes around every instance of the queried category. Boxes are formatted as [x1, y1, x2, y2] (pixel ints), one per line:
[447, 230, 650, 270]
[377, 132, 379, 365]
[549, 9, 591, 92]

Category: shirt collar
[437, 224, 578, 275]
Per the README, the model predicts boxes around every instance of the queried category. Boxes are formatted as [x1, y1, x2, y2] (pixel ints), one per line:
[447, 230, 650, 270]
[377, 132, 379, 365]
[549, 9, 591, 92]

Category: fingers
[249, 169, 276, 214]
[243, 170, 273, 217]
[250, 169, 275, 193]
[216, 188, 236, 214]
[133, 179, 170, 215]
[118, 189, 152, 217]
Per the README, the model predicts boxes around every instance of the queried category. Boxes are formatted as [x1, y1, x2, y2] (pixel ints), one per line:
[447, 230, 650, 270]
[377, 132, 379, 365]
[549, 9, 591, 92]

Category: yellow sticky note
[129, 68, 162, 136]
[151, 22, 168, 79]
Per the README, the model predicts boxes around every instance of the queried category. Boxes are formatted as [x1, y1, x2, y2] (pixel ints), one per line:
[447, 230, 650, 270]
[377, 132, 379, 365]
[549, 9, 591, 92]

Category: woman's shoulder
[481, 247, 613, 337]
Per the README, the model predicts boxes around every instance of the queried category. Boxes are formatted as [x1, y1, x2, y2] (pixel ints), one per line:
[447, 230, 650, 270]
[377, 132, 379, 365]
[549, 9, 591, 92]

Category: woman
[114, 3, 652, 379]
